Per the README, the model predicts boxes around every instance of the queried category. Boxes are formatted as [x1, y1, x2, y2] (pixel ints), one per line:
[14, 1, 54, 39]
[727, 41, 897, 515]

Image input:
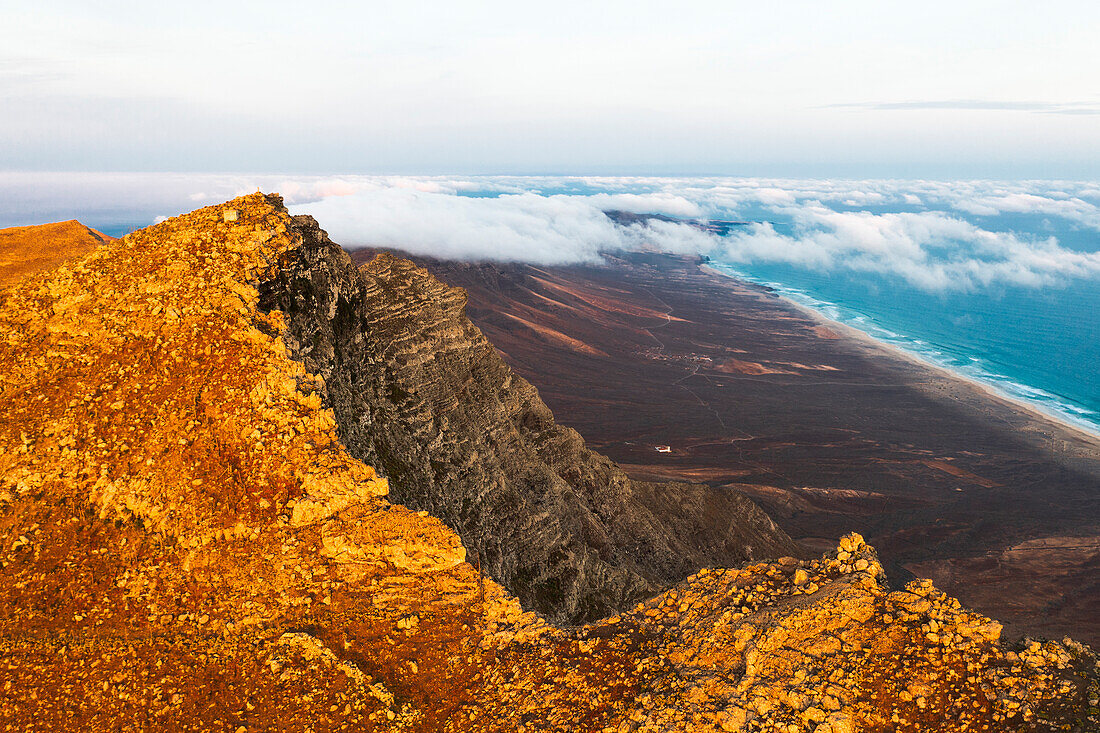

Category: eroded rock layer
[255, 217, 799, 623]
[0, 195, 1097, 732]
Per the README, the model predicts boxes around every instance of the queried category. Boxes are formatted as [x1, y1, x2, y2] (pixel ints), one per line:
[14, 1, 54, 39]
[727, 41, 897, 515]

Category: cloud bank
[720, 208, 1100, 291]
[3, 172, 1099, 292]
[296, 188, 719, 265]
[286, 176, 1100, 290]
[300, 190, 623, 265]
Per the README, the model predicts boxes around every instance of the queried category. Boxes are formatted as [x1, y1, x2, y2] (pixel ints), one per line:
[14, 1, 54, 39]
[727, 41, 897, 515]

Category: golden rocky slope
[0, 194, 1097, 732]
[0, 219, 112, 286]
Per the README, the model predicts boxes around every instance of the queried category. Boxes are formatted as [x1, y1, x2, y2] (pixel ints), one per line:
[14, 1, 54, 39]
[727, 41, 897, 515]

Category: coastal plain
[401, 251, 1100, 647]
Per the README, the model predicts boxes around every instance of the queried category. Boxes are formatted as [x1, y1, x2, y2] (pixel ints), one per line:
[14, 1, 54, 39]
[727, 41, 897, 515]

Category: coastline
[417, 249, 1100, 644]
[699, 262, 1100, 448]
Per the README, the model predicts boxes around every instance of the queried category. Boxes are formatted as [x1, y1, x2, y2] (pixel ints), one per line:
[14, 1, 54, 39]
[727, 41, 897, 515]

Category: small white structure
[654, 445, 672, 453]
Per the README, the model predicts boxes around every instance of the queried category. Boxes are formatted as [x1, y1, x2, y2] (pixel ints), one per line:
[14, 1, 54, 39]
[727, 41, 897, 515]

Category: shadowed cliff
[396, 252, 1100, 646]
[255, 217, 799, 623]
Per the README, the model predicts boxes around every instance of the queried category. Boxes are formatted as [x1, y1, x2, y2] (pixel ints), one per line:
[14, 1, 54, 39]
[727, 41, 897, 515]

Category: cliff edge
[256, 216, 800, 624]
[0, 194, 1096, 732]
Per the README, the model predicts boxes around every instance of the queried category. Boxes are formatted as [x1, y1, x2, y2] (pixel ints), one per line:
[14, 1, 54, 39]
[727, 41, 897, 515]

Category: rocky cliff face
[0, 195, 1097, 732]
[255, 217, 799, 623]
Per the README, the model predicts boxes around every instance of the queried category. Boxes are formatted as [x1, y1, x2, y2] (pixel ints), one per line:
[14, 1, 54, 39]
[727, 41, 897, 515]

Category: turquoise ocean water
[709, 257, 1100, 435]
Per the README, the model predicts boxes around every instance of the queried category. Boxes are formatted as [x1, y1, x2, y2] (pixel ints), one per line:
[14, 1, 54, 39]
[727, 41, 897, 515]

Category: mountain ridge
[0, 194, 1096, 732]
[381, 250, 1100, 645]
[0, 219, 113, 287]
[257, 217, 800, 623]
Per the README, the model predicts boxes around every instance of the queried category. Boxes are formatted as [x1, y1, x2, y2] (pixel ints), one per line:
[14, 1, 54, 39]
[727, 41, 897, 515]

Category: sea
[3, 172, 1098, 436]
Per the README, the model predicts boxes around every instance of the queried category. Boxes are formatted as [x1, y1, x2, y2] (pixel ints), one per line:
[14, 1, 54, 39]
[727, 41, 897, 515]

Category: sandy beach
[699, 263, 1100, 450]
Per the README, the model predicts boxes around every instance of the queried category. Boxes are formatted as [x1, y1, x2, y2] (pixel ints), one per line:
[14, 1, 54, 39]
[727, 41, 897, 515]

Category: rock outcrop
[0, 195, 1097, 732]
[255, 216, 799, 623]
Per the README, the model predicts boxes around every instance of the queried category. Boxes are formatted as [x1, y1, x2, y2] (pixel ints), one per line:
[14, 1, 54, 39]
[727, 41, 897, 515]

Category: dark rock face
[257, 215, 801, 623]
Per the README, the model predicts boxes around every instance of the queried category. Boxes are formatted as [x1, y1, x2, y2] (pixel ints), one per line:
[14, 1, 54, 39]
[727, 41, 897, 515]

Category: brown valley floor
[396, 251, 1100, 646]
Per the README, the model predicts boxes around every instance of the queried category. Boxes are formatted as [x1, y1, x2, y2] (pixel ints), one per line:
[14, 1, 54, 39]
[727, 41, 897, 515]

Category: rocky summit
[0, 194, 1097, 732]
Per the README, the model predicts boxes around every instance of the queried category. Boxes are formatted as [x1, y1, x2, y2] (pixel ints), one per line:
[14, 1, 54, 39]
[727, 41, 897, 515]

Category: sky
[3, 1, 1100, 178]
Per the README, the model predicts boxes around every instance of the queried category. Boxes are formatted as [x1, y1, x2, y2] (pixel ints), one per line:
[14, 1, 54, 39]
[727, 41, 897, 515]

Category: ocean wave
[707, 261, 1100, 438]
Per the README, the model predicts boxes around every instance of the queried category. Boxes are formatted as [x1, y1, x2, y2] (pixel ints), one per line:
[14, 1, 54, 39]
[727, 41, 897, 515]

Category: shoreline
[699, 262, 1100, 448]
[415, 249, 1100, 643]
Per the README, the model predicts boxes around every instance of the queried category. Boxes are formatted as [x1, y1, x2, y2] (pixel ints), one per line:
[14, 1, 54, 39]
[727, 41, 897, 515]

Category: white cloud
[720, 208, 1100, 290]
[949, 192, 1100, 230]
[577, 193, 704, 218]
[294, 188, 703, 265]
[291, 178, 1100, 291]
[4, 171, 1099, 292]
[282, 180, 735, 265]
